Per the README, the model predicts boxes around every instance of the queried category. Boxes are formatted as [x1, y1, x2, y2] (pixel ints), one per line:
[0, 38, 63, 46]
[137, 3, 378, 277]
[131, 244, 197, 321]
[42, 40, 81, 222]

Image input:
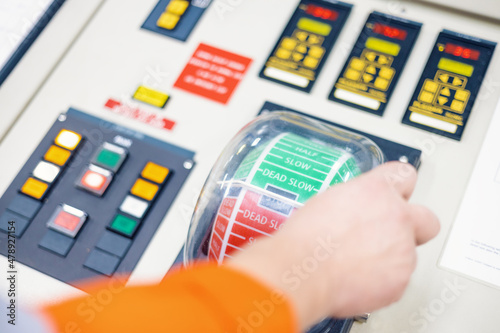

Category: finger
[371, 161, 418, 200]
[407, 204, 440, 245]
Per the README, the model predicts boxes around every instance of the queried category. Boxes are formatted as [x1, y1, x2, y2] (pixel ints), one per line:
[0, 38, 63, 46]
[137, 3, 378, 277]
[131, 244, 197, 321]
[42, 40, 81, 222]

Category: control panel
[402, 30, 496, 140]
[0, 110, 194, 290]
[1, 0, 500, 332]
[142, 0, 212, 41]
[329, 12, 422, 115]
[260, 0, 352, 92]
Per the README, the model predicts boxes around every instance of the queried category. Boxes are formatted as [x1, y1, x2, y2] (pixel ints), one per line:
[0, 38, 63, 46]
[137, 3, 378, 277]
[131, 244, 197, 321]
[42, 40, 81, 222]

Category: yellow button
[281, 38, 297, 50]
[157, 12, 180, 30]
[308, 35, 322, 45]
[423, 80, 438, 93]
[345, 69, 361, 81]
[295, 31, 308, 41]
[454, 90, 469, 101]
[419, 91, 434, 104]
[55, 129, 81, 151]
[133, 86, 169, 108]
[379, 67, 394, 80]
[450, 100, 465, 112]
[308, 46, 324, 59]
[276, 48, 291, 59]
[292, 52, 304, 62]
[374, 77, 389, 90]
[365, 52, 376, 62]
[452, 77, 464, 86]
[365, 37, 400, 56]
[438, 96, 448, 105]
[378, 56, 390, 65]
[303, 56, 319, 69]
[365, 66, 377, 75]
[141, 162, 169, 184]
[44, 145, 71, 166]
[131, 179, 159, 201]
[21, 177, 48, 200]
[363, 74, 374, 83]
[440, 87, 451, 97]
[350, 58, 365, 71]
[296, 44, 307, 54]
[166, 0, 189, 15]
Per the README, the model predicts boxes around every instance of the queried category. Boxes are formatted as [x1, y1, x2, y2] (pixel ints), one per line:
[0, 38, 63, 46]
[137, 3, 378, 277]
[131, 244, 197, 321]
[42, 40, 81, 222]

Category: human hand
[228, 162, 440, 330]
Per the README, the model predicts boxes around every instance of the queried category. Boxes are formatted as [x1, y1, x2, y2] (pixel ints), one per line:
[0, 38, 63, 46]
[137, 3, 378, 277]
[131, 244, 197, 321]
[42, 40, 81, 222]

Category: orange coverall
[43, 263, 297, 332]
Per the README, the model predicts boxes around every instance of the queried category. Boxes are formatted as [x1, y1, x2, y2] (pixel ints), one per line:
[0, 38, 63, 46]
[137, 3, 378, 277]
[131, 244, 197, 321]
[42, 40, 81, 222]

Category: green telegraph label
[235, 133, 361, 203]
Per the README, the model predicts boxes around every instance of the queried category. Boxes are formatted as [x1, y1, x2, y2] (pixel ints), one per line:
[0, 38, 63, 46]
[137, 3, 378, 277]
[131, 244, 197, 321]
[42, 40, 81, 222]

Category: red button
[47, 204, 88, 238]
[82, 170, 107, 191]
[54, 211, 81, 232]
[76, 164, 113, 196]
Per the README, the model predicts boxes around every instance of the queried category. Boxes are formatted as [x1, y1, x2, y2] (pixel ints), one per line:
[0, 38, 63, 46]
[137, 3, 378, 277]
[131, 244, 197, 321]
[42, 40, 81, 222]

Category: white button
[33, 161, 60, 183]
[120, 195, 149, 219]
[55, 130, 81, 150]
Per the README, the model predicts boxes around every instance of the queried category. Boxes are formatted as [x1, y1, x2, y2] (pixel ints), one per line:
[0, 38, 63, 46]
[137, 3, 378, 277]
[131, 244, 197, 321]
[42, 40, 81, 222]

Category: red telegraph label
[174, 43, 252, 104]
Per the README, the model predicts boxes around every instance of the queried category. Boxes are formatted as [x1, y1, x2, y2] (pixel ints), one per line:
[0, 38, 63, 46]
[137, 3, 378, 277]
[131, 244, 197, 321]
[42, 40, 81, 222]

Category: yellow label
[365, 37, 400, 56]
[133, 86, 169, 108]
[438, 58, 474, 77]
[297, 18, 331, 36]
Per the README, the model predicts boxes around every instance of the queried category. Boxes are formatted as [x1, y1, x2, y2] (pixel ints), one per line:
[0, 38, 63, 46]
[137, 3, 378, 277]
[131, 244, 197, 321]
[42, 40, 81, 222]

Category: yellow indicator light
[297, 18, 331, 36]
[21, 177, 48, 200]
[141, 162, 169, 184]
[131, 179, 159, 201]
[133, 86, 169, 108]
[166, 0, 189, 16]
[157, 12, 180, 30]
[365, 37, 400, 56]
[44, 145, 71, 166]
[437, 58, 474, 77]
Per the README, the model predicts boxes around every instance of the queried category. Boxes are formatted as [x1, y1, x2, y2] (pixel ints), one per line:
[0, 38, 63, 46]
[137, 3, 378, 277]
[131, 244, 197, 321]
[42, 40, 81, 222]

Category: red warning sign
[174, 43, 252, 104]
[104, 99, 176, 130]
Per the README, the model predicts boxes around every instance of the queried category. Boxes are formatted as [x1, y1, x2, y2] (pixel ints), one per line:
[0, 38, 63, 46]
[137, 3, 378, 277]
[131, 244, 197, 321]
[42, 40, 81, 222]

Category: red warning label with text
[174, 43, 252, 104]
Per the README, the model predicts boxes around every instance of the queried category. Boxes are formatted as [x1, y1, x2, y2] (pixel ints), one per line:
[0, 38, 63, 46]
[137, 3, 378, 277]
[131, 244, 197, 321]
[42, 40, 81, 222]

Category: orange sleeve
[42, 263, 298, 333]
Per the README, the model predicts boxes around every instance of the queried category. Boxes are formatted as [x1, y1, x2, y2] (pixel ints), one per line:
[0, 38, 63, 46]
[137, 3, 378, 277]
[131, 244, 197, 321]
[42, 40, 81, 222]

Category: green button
[110, 215, 138, 237]
[92, 142, 127, 172]
[97, 149, 121, 168]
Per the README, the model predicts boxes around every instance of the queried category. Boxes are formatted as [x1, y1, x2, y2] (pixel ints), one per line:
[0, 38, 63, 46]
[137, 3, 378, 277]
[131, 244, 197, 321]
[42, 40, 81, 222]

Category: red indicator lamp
[305, 4, 338, 21]
[445, 43, 480, 60]
[373, 23, 407, 40]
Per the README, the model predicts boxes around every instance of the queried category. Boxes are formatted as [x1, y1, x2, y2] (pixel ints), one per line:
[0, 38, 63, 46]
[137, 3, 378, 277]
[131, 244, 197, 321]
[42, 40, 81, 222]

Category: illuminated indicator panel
[402, 30, 496, 140]
[259, 0, 352, 92]
[0, 109, 194, 289]
[329, 12, 421, 115]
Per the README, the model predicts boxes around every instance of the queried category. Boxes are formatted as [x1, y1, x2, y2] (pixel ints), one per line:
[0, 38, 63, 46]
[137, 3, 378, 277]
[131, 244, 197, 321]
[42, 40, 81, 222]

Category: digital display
[437, 58, 474, 77]
[445, 43, 480, 60]
[297, 17, 332, 36]
[365, 37, 401, 56]
[373, 23, 407, 40]
[305, 4, 338, 21]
